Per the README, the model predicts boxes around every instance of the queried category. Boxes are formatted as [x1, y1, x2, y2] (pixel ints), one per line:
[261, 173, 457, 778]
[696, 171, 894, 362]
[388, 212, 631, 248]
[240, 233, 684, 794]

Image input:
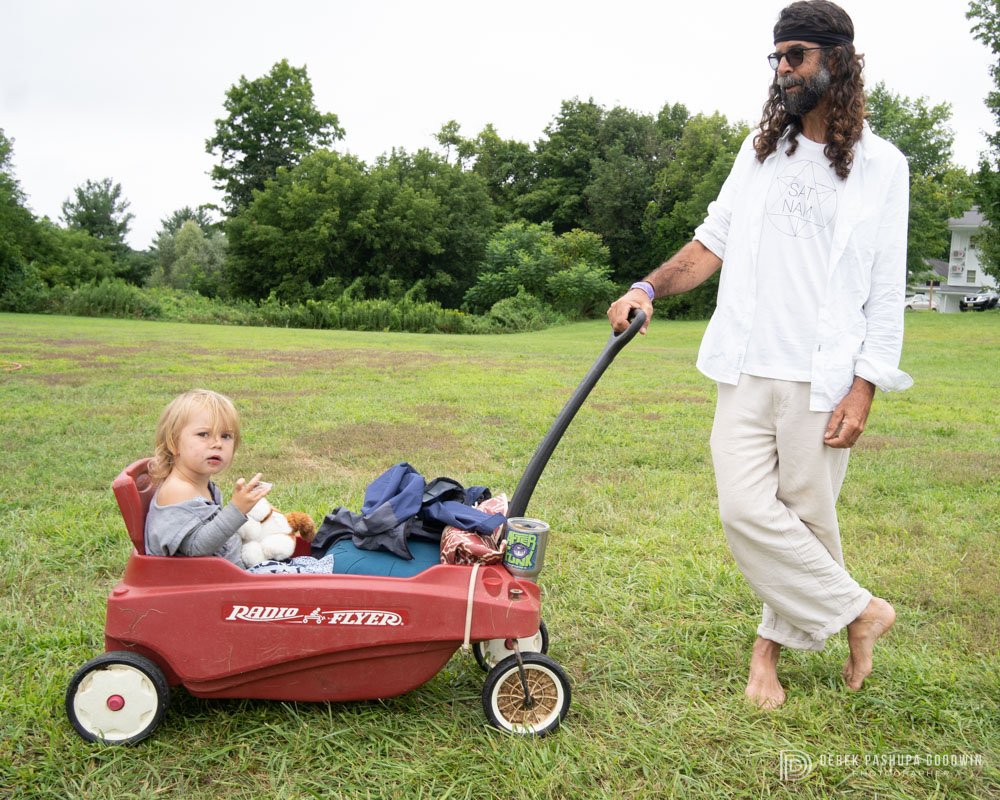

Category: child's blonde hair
[148, 389, 242, 484]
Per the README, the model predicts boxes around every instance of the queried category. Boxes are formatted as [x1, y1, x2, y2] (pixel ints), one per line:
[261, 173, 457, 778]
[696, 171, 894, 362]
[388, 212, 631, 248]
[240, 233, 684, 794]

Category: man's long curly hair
[753, 0, 865, 179]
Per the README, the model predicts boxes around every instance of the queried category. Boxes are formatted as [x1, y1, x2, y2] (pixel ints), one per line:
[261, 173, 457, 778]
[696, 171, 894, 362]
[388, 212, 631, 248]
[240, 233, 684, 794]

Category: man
[608, 0, 910, 709]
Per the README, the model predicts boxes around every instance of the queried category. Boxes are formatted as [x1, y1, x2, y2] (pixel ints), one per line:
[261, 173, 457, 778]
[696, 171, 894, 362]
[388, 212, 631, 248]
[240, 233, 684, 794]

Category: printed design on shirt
[765, 159, 837, 239]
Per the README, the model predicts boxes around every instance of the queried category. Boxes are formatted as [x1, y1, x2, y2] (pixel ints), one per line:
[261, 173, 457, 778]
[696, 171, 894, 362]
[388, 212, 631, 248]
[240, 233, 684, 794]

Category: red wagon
[66, 312, 644, 744]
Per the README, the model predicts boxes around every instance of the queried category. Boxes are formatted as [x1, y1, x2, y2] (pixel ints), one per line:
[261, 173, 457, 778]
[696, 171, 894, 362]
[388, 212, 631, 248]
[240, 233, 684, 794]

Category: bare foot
[842, 597, 896, 690]
[745, 637, 785, 709]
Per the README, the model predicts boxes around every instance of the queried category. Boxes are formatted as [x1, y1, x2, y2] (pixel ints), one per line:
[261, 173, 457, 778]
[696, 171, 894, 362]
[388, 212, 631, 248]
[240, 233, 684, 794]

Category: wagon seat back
[112, 458, 154, 555]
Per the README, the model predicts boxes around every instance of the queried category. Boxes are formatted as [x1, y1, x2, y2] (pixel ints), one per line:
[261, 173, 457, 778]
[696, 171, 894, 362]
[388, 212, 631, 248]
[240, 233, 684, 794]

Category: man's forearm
[643, 240, 723, 298]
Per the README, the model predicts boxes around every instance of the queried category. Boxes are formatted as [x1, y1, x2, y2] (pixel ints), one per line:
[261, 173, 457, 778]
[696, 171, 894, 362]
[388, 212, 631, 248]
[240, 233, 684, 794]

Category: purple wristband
[630, 281, 654, 301]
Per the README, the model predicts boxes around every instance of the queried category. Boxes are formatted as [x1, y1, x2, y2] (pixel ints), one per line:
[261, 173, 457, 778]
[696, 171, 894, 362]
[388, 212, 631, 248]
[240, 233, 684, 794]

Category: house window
[967, 270, 977, 283]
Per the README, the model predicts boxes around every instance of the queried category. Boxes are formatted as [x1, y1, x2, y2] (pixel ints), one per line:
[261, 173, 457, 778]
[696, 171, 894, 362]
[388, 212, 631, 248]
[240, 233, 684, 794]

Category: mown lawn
[0, 311, 997, 800]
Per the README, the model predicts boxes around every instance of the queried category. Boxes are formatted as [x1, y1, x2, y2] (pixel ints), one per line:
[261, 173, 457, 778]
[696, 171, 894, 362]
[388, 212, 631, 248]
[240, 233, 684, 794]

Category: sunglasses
[767, 45, 826, 70]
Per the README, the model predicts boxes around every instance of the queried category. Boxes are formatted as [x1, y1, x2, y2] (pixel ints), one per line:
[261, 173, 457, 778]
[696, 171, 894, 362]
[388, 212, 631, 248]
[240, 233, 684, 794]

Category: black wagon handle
[507, 309, 647, 519]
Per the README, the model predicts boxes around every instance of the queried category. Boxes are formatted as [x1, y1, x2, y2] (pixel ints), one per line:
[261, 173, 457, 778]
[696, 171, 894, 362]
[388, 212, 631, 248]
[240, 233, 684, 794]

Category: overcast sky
[3, 0, 993, 250]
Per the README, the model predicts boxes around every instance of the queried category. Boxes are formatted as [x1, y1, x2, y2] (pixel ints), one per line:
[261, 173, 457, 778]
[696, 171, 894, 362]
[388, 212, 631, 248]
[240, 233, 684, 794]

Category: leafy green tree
[867, 82, 958, 178]
[30, 220, 117, 287]
[640, 113, 747, 319]
[439, 123, 537, 222]
[585, 142, 656, 281]
[0, 138, 134, 303]
[0, 130, 39, 298]
[147, 207, 218, 289]
[968, 0, 1000, 280]
[207, 59, 344, 215]
[150, 220, 227, 296]
[519, 98, 605, 231]
[60, 177, 134, 258]
[159, 206, 217, 236]
[970, 0, 1000, 157]
[583, 107, 657, 281]
[225, 145, 495, 305]
[655, 101, 691, 145]
[225, 149, 374, 299]
[366, 148, 495, 303]
[866, 82, 974, 273]
[118, 248, 157, 287]
[517, 99, 694, 280]
[434, 120, 472, 167]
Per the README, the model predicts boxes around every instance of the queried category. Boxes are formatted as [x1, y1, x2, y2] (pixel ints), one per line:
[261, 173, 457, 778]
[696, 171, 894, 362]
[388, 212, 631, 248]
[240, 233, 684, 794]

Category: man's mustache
[776, 75, 805, 89]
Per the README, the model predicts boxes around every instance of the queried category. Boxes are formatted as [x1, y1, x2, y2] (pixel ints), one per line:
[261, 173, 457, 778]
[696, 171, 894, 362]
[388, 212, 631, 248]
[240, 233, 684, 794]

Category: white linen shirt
[693, 126, 913, 411]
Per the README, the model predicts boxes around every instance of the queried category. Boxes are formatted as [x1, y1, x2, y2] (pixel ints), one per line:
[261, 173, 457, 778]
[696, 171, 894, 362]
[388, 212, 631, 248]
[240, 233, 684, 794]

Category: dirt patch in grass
[590, 392, 709, 417]
[854, 435, 906, 451]
[14, 340, 449, 375]
[414, 403, 464, 422]
[917, 449, 1000, 486]
[214, 347, 447, 372]
[298, 421, 459, 463]
[24, 372, 89, 387]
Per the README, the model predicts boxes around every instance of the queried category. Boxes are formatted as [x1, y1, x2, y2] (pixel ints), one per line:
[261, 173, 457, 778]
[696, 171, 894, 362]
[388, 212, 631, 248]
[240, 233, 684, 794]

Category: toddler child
[144, 389, 332, 574]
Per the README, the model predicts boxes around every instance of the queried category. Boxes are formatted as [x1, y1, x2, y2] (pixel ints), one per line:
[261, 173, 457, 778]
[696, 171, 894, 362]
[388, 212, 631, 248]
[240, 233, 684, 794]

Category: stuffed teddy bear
[238, 498, 316, 568]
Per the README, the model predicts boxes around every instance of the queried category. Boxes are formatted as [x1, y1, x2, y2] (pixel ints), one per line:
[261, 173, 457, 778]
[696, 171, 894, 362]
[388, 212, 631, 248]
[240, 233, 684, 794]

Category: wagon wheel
[66, 651, 170, 745]
[482, 652, 570, 736]
[473, 619, 549, 672]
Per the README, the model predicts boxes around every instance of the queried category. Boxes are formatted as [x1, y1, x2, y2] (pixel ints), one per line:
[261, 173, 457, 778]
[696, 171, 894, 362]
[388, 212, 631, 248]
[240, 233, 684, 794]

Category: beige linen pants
[710, 375, 872, 651]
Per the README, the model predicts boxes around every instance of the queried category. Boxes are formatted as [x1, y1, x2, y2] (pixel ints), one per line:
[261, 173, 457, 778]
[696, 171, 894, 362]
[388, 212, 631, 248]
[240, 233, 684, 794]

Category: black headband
[774, 28, 853, 46]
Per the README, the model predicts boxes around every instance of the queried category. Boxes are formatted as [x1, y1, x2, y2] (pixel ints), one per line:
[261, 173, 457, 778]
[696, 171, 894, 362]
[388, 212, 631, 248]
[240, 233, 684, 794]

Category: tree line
[1, 37, 994, 331]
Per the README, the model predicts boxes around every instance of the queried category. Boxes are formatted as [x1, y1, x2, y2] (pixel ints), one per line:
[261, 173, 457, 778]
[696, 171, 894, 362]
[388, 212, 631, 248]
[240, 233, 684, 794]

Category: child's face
[173, 407, 237, 481]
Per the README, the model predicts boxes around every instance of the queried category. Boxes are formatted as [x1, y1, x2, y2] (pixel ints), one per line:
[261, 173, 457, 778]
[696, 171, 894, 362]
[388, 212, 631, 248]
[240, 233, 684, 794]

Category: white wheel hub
[72, 663, 161, 742]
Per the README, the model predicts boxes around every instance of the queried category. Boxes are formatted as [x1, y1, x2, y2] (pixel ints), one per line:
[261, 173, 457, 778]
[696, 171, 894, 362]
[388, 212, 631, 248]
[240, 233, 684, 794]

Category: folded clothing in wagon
[312, 462, 506, 576]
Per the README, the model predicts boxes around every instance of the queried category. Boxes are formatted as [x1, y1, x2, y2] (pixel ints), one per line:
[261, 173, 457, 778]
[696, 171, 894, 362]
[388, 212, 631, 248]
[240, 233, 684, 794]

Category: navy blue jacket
[312, 463, 505, 560]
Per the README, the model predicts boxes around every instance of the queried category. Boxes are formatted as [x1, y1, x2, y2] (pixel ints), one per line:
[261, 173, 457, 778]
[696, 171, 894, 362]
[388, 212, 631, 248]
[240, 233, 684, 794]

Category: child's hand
[232, 473, 271, 515]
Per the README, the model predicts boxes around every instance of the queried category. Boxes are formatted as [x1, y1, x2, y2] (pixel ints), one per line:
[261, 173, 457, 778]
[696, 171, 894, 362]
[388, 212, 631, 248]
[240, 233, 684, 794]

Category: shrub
[0, 280, 530, 334]
[0, 263, 49, 313]
[53, 279, 161, 319]
[465, 223, 617, 319]
[487, 287, 564, 332]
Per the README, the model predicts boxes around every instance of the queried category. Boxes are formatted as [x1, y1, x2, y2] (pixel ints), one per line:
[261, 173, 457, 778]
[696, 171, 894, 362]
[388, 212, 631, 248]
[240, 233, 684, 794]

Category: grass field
[0, 311, 997, 799]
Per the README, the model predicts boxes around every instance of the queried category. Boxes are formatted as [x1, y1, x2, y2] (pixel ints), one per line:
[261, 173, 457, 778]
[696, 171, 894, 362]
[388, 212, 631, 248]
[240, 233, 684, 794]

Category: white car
[904, 294, 938, 311]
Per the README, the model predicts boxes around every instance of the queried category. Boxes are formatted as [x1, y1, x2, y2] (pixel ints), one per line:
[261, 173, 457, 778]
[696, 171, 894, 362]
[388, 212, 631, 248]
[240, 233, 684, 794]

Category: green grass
[0, 311, 997, 799]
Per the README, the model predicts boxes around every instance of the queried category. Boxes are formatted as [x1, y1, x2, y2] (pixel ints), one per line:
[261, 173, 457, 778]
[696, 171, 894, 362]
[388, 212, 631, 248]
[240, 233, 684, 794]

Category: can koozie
[503, 518, 550, 580]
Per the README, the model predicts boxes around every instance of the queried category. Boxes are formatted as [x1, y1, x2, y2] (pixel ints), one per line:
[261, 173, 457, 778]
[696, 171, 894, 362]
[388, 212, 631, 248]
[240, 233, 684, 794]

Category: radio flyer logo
[224, 605, 405, 626]
[779, 749, 814, 782]
[766, 160, 837, 239]
[503, 530, 538, 570]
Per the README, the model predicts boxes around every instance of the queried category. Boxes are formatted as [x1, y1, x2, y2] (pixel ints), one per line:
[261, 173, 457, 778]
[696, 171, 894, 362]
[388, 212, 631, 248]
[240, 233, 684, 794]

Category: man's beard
[777, 65, 832, 116]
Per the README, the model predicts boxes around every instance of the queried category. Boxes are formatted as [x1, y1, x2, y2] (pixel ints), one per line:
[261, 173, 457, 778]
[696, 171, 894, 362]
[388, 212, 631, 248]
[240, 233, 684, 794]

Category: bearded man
[608, 0, 909, 709]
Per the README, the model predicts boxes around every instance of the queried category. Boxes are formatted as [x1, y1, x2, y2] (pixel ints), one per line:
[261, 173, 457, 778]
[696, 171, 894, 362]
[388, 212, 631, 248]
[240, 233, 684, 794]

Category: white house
[930, 207, 999, 313]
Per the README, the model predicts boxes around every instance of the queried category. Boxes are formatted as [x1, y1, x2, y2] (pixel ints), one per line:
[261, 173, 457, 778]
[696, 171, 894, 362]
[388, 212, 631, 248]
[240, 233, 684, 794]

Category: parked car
[904, 294, 938, 311]
[959, 288, 999, 311]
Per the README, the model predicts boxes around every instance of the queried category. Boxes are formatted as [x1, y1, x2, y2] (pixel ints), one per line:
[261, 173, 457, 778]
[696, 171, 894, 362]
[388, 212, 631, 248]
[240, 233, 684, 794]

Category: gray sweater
[144, 481, 247, 567]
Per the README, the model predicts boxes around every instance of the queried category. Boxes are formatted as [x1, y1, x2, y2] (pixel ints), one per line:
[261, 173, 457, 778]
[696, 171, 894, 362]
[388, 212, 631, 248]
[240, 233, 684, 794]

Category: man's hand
[824, 378, 876, 449]
[608, 288, 654, 335]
